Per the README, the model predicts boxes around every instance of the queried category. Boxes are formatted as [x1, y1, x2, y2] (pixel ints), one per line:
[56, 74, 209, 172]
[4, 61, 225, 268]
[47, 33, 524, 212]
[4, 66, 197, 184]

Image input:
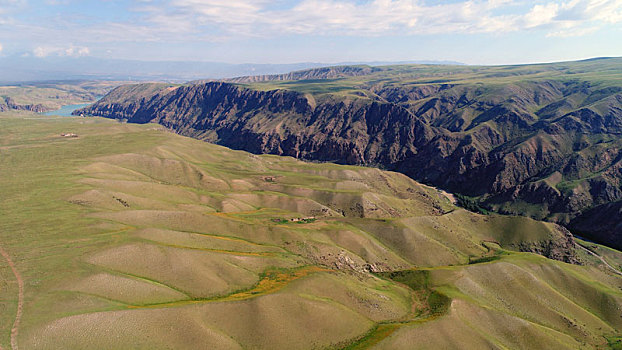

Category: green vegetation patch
[607, 335, 622, 350]
[455, 193, 489, 215]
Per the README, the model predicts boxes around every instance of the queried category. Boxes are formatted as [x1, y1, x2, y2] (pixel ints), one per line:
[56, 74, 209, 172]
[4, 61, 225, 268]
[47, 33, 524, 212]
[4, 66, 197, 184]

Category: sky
[0, 0, 621, 65]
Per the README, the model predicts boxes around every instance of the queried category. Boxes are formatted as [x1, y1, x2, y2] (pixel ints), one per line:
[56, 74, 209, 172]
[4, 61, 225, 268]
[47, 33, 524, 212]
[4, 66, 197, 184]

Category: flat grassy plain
[2, 111, 622, 349]
[0, 81, 122, 111]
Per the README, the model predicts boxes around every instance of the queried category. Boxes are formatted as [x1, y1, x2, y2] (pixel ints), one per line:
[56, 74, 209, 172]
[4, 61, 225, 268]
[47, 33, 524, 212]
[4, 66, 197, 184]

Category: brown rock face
[77, 75, 622, 249]
[3, 97, 48, 113]
[570, 201, 622, 248]
[225, 65, 382, 83]
[511, 226, 581, 264]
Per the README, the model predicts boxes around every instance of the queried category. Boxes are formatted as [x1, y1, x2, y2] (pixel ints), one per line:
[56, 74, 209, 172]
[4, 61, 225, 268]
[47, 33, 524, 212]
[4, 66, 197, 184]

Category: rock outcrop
[2, 97, 48, 113]
[225, 65, 382, 83]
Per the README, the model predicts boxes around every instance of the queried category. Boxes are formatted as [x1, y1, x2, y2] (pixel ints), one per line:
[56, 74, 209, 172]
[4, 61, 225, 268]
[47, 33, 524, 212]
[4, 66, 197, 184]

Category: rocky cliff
[225, 65, 383, 83]
[1, 97, 48, 113]
[76, 60, 622, 248]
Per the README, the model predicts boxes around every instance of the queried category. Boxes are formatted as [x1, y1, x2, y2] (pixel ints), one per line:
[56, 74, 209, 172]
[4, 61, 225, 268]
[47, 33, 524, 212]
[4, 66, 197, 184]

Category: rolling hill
[2, 111, 622, 349]
[77, 58, 622, 249]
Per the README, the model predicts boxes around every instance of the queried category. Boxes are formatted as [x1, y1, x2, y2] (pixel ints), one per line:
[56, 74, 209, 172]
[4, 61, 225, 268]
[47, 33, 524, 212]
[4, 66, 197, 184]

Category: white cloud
[0, 43, 3, 53]
[33, 46, 52, 57]
[537, 0, 622, 36]
[144, 0, 525, 37]
[33, 45, 90, 58]
[524, 3, 559, 28]
[135, 0, 621, 38]
[547, 24, 600, 37]
[44, 0, 70, 4]
[6, 0, 622, 51]
[65, 45, 89, 56]
[560, 0, 622, 23]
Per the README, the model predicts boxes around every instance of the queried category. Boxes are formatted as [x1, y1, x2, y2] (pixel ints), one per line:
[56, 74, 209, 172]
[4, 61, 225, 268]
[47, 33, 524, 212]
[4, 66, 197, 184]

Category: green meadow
[2, 111, 622, 349]
[239, 58, 622, 99]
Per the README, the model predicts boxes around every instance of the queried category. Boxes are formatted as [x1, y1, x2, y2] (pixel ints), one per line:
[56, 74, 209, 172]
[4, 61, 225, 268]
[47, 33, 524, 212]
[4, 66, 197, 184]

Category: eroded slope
[1, 113, 622, 349]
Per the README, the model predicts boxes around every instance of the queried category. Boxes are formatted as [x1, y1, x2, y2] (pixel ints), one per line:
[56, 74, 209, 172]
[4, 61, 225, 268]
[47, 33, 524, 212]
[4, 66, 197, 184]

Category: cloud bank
[137, 0, 622, 38]
[33, 45, 90, 58]
[0, 0, 620, 62]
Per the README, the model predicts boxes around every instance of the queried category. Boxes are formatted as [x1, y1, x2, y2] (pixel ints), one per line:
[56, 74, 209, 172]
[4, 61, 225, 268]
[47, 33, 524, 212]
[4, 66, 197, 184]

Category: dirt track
[0, 245, 23, 350]
[576, 243, 622, 277]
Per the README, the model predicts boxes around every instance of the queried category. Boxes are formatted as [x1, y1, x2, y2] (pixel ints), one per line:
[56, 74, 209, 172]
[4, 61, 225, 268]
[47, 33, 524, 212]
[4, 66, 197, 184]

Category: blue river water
[43, 102, 93, 117]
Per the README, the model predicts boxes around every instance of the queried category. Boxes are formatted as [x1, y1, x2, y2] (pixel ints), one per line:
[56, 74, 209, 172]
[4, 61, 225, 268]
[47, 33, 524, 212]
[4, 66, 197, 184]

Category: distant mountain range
[0, 56, 463, 83]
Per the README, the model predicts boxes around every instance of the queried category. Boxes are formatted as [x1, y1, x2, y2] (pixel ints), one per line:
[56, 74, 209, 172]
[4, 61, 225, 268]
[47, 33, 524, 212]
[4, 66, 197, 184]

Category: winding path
[0, 245, 23, 350]
[575, 243, 622, 277]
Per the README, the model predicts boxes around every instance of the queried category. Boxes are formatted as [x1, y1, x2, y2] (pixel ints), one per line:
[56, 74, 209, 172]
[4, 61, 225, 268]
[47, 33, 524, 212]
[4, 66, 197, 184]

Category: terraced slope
[2, 112, 622, 349]
[77, 58, 622, 248]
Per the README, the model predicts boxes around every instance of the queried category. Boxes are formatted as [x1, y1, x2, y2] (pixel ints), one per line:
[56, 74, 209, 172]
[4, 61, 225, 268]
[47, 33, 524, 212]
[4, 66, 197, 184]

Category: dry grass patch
[96, 153, 230, 190]
[87, 243, 297, 298]
[286, 271, 412, 322]
[68, 189, 173, 211]
[372, 298, 581, 349]
[228, 192, 339, 217]
[451, 260, 616, 342]
[80, 178, 204, 205]
[65, 272, 188, 305]
[22, 308, 245, 350]
[133, 228, 285, 254]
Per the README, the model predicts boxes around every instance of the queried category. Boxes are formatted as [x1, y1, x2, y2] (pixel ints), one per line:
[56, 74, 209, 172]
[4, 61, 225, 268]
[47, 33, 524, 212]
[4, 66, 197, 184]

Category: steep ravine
[76, 80, 622, 249]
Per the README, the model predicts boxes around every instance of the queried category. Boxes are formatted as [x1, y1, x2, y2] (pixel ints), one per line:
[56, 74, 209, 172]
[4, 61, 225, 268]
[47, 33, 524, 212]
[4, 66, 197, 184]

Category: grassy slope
[2, 111, 622, 349]
[238, 58, 622, 97]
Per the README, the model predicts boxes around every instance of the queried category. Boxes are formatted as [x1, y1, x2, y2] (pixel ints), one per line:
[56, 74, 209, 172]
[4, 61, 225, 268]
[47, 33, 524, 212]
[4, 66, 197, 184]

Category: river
[43, 102, 93, 117]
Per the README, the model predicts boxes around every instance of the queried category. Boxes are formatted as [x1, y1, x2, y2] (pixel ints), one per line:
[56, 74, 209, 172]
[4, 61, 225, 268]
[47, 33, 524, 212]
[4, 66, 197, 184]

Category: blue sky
[0, 0, 621, 64]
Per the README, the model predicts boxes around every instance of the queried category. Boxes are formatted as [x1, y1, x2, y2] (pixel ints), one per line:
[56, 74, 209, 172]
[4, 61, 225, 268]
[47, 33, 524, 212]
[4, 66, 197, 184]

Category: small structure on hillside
[271, 216, 317, 224]
[290, 216, 316, 223]
[60, 133, 78, 138]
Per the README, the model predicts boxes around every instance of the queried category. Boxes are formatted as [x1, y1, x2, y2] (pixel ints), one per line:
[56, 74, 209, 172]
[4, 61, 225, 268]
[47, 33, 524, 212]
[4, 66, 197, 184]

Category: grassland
[2, 110, 622, 349]
[238, 58, 622, 99]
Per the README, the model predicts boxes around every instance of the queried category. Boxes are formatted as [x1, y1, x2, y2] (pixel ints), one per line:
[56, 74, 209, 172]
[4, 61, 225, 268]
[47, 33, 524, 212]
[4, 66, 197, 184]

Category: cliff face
[1, 97, 48, 113]
[77, 72, 622, 248]
[225, 65, 382, 83]
[82, 82, 436, 167]
[570, 200, 622, 247]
